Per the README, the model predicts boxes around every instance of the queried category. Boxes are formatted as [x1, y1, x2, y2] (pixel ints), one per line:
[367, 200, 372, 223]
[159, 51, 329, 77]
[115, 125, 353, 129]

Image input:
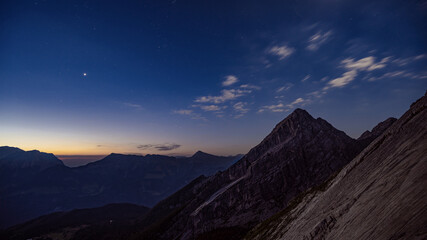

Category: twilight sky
[0, 0, 426, 163]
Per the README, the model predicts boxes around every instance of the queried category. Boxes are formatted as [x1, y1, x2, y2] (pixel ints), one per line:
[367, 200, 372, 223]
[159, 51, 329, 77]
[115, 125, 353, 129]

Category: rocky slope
[137, 109, 369, 240]
[357, 117, 397, 147]
[245, 93, 427, 240]
[0, 149, 239, 229]
[1, 203, 150, 240]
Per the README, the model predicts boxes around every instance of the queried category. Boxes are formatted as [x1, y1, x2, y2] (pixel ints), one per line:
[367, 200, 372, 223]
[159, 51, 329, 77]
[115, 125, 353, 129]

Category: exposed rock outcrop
[245, 93, 427, 240]
[147, 109, 368, 240]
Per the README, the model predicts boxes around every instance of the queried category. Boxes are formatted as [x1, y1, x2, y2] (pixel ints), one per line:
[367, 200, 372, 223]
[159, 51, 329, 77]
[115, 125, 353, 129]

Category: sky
[0, 0, 426, 165]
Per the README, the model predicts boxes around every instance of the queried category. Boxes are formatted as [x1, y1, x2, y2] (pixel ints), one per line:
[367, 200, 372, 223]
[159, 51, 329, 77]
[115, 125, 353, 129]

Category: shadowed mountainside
[0, 148, 241, 229]
[245, 93, 427, 240]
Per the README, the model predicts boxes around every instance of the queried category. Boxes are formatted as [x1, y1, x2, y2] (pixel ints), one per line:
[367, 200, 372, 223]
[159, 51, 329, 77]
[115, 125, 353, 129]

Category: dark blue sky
[1, 0, 426, 159]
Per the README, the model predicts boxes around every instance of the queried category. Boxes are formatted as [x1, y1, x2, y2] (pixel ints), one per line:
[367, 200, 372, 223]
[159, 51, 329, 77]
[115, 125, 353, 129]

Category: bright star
[83, 73, 87, 76]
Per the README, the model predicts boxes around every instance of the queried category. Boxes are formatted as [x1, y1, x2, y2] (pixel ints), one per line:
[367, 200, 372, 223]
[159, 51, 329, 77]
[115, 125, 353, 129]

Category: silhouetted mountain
[1, 203, 149, 240]
[2, 105, 399, 240]
[245, 92, 427, 240]
[130, 108, 379, 239]
[0, 146, 64, 170]
[0, 149, 239, 228]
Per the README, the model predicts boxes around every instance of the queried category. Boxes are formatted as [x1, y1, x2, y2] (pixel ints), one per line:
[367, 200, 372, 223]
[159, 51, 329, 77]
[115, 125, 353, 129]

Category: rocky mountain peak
[191, 150, 213, 159]
[358, 117, 397, 141]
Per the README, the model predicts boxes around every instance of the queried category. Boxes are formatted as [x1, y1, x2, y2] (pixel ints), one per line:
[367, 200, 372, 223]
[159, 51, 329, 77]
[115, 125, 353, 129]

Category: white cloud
[391, 54, 426, 66]
[307, 30, 333, 51]
[259, 103, 286, 113]
[368, 70, 427, 81]
[276, 83, 294, 93]
[124, 102, 143, 110]
[194, 105, 223, 111]
[240, 84, 261, 90]
[326, 56, 389, 89]
[222, 75, 238, 86]
[259, 97, 308, 113]
[286, 97, 307, 109]
[301, 75, 311, 82]
[173, 109, 207, 121]
[268, 45, 295, 60]
[195, 89, 252, 104]
[173, 109, 193, 115]
[325, 70, 358, 88]
[233, 102, 249, 118]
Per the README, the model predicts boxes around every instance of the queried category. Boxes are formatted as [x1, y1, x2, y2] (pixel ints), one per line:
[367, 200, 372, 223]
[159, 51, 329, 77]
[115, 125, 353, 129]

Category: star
[83, 73, 87, 76]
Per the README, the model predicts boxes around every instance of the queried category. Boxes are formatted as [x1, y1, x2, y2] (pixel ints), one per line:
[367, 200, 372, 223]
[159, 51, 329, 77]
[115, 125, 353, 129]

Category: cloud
[137, 143, 181, 151]
[195, 88, 252, 104]
[240, 84, 261, 90]
[368, 70, 427, 81]
[301, 75, 311, 82]
[268, 45, 295, 60]
[173, 109, 193, 115]
[173, 109, 206, 121]
[222, 75, 238, 86]
[307, 30, 333, 51]
[326, 70, 358, 88]
[233, 102, 249, 118]
[276, 83, 294, 92]
[124, 102, 143, 110]
[258, 103, 286, 113]
[286, 97, 307, 108]
[198, 105, 222, 111]
[391, 54, 426, 66]
[259, 97, 309, 113]
[325, 56, 389, 89]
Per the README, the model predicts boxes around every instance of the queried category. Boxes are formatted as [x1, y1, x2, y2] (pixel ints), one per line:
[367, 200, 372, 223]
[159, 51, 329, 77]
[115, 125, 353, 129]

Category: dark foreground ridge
[245, 92, 427, 239]
[2, 97, 414, 239]
[0, 147, 240, 228]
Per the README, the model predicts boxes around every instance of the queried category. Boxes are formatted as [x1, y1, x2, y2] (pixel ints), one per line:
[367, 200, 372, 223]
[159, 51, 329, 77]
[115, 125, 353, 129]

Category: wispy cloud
[268, 45, 295, 60]
[258, 103, 286, 113]
[368, 70, 427, 81]
[173, 109, 207, 121]
[301, 75, 311, 82]
[222, 75, 239, 86]
[124, 102, 143, 110]
[307, 30, 333, 51]
[391, 54, 426, 66]
[240, 84, 261, 90]
[258, 97, 308, 113]
[233, 102, 249, 118]
[286, 97, 308, 109]
[173, 109, 193, 115]
[276, 83, 294, 93]
[195, 88, 252, 104]
[137, 143, 181, 151]
[325, 56, 389, 89]
[192, 104, 226, 112]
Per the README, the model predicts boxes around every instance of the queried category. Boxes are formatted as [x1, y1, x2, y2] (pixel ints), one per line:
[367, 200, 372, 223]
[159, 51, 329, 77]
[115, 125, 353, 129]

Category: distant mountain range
[2, 93, 425, 240]
[0, 147, 242, 228]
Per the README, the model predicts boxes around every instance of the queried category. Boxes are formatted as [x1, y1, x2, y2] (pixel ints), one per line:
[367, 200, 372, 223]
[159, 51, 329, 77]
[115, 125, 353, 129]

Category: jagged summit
[191, 150, 215, 158]
[358, 117, 397, 141]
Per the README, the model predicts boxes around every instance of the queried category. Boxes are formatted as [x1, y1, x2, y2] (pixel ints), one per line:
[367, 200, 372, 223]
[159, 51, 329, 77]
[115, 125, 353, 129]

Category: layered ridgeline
[128, 108, 391, 240]
[2, 104, 401, 239]
[245, 94, 427, 239]
[0, 147, 241, 228]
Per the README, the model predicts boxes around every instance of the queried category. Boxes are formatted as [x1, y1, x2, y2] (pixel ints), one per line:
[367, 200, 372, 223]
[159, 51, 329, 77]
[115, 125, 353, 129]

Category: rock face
[357, 117, 397, 147]
[245, 94, 427, 240]
[0, 149, 239, 229]
[146, 109, 368, 240]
